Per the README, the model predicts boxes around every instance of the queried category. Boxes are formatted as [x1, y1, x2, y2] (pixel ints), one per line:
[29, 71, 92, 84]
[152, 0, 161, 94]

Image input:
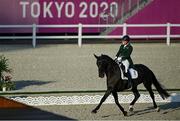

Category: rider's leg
[122, 60, 132, 89]
[121, 60, 129, 73]
[127, 70, 132, 89]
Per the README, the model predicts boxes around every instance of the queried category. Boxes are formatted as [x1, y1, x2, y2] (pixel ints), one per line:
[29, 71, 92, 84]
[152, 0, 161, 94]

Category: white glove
[117, 57, 122, 62]
[114, 56, 118, 60]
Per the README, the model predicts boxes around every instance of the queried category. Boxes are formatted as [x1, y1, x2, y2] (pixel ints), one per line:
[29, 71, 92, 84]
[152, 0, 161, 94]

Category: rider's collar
[124, 43, 130, 48]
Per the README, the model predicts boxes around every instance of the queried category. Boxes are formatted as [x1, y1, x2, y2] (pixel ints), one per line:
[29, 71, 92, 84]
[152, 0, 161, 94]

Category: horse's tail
[152, 72, 170, 99]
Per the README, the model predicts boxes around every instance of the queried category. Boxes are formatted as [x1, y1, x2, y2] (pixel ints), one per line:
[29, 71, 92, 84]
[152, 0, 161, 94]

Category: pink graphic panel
[0, 0, 38, 33]
[110, 0, 180, 36]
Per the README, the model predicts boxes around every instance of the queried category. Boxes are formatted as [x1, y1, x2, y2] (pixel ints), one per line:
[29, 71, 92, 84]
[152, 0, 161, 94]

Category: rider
[115, 35, 134, 89]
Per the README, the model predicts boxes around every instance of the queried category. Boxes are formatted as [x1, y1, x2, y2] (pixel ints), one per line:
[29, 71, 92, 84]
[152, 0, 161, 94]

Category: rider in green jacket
[115, 35, 134, 89]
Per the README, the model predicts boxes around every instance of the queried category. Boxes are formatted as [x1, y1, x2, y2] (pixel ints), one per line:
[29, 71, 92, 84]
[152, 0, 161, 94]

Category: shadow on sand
[101, 102, 180, 118]
[130, 102, 180, 116]
[15, 80, 53, 90]
[0, 96, 75, 120]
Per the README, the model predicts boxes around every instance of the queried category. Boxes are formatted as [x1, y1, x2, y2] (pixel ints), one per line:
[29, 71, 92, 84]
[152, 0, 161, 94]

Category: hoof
[155, 107, 160, 112]
[129, 105, 134, 112]
[129, 107, 134, 112]
[123, 111, 128, 116]
[91, 109, 97, 114]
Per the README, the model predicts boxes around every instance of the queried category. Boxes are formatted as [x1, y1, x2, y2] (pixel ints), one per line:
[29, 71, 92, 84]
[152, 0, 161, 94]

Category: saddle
[120, 67, 138, 80]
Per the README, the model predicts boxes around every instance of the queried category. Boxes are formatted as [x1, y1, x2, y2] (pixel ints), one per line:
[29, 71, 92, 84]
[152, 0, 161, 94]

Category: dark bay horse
[92, 54, 170, 116]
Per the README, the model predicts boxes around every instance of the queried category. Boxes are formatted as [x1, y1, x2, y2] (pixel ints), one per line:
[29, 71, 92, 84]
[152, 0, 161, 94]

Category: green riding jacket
[116, 43, 134, 67]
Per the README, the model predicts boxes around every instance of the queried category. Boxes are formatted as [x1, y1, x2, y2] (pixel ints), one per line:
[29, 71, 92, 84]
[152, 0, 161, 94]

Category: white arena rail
[0, 23, 180, 48]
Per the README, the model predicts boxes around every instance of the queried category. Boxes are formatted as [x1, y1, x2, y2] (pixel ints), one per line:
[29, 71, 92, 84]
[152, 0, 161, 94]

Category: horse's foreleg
[129, 87, 140, 112]
[91, 89, 112, 114]
[112, 92, 127, 116]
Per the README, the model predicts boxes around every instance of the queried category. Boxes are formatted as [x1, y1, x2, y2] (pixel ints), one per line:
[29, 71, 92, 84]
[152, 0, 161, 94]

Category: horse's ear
[94, 54, 99, 59]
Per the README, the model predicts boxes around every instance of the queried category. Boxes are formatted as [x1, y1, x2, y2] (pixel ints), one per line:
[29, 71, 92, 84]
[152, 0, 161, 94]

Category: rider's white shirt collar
[124, 43, 129, 48]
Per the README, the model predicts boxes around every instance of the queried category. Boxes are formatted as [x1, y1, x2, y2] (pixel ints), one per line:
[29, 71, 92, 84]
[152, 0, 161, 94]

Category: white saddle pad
[120, 68, 138, 80]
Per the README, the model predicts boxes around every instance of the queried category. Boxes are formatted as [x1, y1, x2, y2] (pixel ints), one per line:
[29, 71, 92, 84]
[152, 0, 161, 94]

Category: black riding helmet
[122, 35, 130, 42]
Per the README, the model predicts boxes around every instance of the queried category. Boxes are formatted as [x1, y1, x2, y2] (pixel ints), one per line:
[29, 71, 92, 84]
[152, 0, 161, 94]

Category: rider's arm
[116, 45, 123, 57]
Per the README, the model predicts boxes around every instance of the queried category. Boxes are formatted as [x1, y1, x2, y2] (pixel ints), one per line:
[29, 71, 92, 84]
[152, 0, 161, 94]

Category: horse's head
[94, 54, 110, 78]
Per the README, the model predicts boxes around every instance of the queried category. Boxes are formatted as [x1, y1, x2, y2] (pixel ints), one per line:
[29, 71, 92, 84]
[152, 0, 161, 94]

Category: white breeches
[121, 59, 130, 73]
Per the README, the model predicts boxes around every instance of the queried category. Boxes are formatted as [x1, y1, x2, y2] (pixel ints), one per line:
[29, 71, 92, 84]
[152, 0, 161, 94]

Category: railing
[0, 23, 180, 48]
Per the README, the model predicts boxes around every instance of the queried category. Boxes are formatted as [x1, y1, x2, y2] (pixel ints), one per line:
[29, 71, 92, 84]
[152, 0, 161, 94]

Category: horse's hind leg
[112, 92, 127, 116]
[129, 87, 140, 112]
[144, 84, 160, 112]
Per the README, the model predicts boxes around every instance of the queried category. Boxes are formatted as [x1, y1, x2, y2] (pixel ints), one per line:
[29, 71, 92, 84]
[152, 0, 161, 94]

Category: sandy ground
[0, 43, 180, 120]
[0, 101, 179, 120]
[36, 102, 180, 120]
[0, 43, 179, 92]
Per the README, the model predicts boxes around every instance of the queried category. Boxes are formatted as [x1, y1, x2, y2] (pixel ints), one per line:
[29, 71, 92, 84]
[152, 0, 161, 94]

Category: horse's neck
[105, 62, 120, 80]
[105, 63, 124, 90]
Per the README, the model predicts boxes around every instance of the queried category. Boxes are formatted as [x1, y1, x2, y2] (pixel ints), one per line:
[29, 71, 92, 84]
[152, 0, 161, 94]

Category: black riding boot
[126, 71, 132, 89]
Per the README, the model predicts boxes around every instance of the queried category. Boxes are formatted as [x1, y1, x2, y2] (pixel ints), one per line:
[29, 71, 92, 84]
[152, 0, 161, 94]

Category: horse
[92, 54, 170, 116]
